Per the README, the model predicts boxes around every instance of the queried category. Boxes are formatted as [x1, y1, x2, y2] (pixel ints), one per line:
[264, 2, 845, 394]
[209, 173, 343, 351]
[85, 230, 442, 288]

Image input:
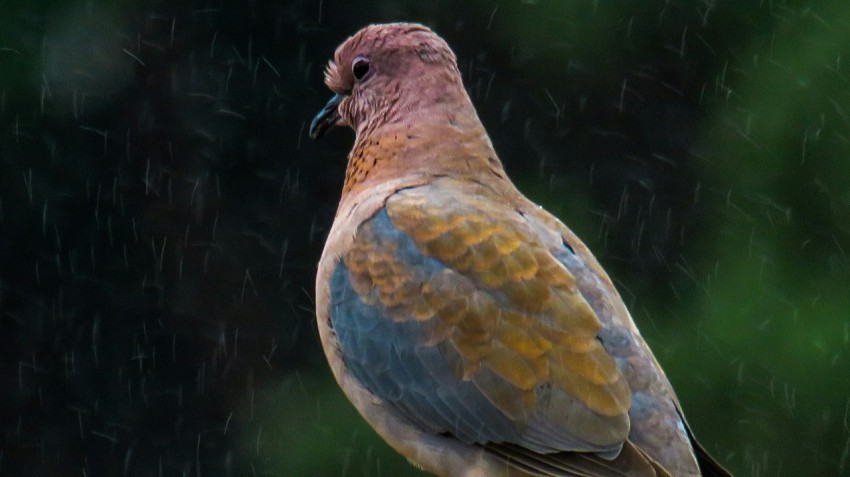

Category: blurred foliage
[1, 0, 848, 476]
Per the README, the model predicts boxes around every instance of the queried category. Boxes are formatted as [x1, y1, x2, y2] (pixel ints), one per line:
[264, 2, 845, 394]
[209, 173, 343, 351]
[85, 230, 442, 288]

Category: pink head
[309, 23, 463, 140]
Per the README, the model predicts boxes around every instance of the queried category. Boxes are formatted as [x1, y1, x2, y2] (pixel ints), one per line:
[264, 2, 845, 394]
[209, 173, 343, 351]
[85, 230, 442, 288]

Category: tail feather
[486, 440, 668, 477]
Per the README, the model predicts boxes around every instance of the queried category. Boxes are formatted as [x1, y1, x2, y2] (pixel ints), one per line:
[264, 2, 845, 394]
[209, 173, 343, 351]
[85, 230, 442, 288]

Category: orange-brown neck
[341, 90, 511, 199]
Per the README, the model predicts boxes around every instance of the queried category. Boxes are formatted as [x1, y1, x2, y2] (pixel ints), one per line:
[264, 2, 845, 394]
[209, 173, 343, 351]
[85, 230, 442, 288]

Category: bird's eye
[352, 57, 370, 80]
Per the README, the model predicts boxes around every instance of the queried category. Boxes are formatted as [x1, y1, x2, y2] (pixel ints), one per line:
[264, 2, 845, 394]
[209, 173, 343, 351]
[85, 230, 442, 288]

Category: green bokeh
[249, 370, 430, 476]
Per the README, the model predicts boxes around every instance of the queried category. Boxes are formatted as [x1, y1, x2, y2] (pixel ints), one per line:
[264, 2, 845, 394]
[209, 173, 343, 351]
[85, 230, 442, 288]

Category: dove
[310, 23, 732, 477]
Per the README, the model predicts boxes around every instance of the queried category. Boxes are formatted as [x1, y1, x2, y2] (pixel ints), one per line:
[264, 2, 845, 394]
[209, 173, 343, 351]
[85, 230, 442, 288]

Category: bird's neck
[342, 95, 511, 198]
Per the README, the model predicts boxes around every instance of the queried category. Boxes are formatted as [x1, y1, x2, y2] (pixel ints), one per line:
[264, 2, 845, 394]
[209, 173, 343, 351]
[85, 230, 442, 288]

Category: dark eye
[352, 57, 370, 80]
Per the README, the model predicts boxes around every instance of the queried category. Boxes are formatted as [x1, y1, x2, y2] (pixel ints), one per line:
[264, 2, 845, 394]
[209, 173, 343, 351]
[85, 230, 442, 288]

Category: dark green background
[1, 1, 847, 476]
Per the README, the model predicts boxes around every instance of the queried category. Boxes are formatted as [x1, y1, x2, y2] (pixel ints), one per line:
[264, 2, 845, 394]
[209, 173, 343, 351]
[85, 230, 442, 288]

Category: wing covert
[329, 186, 631, 456]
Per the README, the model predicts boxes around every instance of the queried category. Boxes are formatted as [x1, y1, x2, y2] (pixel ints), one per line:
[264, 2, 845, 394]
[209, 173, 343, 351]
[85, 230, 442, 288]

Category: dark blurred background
[1, 1, 848, 476]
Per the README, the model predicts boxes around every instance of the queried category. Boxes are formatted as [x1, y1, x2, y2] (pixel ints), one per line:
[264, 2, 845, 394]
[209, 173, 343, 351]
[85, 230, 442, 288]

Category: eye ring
[352, 57, 371, 81]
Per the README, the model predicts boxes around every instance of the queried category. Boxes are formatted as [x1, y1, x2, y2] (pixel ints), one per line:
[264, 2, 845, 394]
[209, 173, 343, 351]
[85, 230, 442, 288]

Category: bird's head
[309, 23, 464, 140]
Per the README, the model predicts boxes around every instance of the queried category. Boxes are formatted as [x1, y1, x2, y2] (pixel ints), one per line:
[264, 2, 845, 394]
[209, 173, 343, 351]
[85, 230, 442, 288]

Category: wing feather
[330, 186, 631, 458]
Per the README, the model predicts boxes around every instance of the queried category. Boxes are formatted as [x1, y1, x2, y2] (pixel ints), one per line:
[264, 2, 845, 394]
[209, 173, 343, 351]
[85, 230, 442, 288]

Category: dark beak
[309, 93, 345, 140]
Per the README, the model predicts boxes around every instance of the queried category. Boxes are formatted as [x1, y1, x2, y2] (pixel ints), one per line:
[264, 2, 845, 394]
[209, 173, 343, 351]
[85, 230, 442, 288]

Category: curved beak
[309, 93, 346, 140]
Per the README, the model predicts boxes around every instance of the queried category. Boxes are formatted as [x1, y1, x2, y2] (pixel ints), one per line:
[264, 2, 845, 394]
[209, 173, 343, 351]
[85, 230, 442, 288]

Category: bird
[310, 23, 732, 477]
